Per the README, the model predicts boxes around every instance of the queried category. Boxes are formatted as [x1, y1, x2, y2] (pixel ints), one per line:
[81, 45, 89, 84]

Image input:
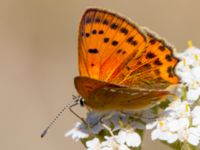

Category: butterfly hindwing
[75, 76, 170, 111]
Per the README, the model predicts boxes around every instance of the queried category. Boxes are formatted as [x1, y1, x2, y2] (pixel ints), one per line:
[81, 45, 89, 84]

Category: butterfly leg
[69, 96, 87, 125]
[97, 113, 116, 139]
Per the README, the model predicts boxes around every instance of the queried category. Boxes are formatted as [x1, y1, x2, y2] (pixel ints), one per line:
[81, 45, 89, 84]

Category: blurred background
[1, 0, 200, 149]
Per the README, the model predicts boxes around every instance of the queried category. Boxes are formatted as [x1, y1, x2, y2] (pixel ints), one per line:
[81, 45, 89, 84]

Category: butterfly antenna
[40, 95, 82, 138]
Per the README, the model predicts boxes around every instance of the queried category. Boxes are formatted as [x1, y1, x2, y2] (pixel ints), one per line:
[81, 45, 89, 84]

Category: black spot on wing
[103, 19, 109, 25]
[131, 41, 138, 46]
[167, 66, 173, 77]
[149, 39, 156, 45]
[158, 45, 165, 51]
[120, 27, 128, 35]
[127, 36, 137, 46]
[146, 52, 156, 59]
[144, 64, 151, 69]
[112, 40, 118, 46]
[86, 18, 92, 24]
[104, 38, 109, 43]
[154, 58, 163, 66]
[99, 30, 104, 34]
[126, 66, 131, 71]
[110, 23, 118, 29]
[165, 54, 172, 61]
[95, 17, 100, 23]
[122, 51, 126, 55]
[116, 49, 122, 54]
[88, 49, 98, 54]
[127, 37, 134, 43]
[92, 30, 97, 34]
[85, 33, 90, 37]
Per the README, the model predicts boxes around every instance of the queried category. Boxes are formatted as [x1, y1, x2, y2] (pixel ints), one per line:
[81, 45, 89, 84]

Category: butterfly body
[75, 8, 180, 111]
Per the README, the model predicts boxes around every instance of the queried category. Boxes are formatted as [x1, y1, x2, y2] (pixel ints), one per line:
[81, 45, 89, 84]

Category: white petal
[152, 129, 175, 143]
[178, 118, 190, 129]
[151, 129, 161, 140]
[101, 148, 112, 150]
[126, 132, 141, 147]
[193, 117, 200, 126]
[189, 127, 200, 137]
[118, 144, 130, 150]
[192, 106, 200, 118]
[192, 67, 200, 80]
[86, 138, 100, 148]
[187, 88, 200, 101]
[117, 130, 126, 144]
[180, 71, 193, 84]
[168, 120, 179, 132]
[146, 121, 157, 130]
[65, 122, 89, 141]
[165, 132, 178, 143]
[187, 134, 199, 146]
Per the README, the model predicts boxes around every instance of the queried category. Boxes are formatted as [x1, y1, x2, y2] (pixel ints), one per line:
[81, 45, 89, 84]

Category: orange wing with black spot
[78, 8, 147, 80]
[78, 8, 179, 89]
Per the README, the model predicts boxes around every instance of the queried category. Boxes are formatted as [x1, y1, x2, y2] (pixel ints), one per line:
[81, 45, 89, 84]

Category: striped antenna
[40, 95, 82, 138]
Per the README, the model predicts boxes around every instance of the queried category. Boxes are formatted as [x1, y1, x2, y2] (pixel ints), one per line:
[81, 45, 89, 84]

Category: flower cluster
[147, 100, 200, 146]
[66, 111, 144, 150]
[66, 42, 200, 149]
[146, 43, 200, 148]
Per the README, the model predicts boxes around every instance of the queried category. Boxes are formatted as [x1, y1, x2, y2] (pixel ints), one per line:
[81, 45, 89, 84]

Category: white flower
[65, 122, 89, 141]
[192, 106, 200, 126]
[86, 138, 101, 150]
[187, 87, 200, 102]
[147, 99, 200, 146]
[151, 128, 178, 143]
[86, 136, 131, 150]
[177, 46, 200, 102]
[116, 130, 141, 147]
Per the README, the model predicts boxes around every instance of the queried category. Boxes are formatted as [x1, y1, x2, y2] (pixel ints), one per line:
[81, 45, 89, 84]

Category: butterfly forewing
[78, 8, 147, 81]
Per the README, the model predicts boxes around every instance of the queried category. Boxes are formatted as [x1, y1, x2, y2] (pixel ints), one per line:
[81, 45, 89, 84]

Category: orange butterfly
[74, 8, 180, 111]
